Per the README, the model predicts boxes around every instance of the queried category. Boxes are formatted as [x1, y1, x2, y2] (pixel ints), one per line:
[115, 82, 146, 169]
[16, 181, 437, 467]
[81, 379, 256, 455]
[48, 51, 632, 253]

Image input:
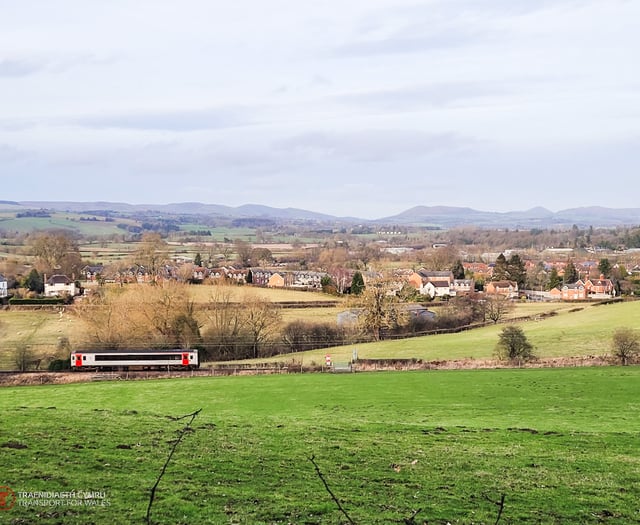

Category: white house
[0, 273, 7, 298]
[44, 274, 76, 297]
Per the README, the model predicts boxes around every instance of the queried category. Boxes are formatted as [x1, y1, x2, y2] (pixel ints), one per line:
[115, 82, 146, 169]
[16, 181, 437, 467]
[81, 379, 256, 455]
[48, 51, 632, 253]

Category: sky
[1, 0, 639, 219]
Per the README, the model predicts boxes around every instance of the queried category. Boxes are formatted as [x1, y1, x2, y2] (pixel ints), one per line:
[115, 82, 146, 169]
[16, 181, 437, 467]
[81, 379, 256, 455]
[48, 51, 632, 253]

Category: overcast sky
[1, 0, 638, 219]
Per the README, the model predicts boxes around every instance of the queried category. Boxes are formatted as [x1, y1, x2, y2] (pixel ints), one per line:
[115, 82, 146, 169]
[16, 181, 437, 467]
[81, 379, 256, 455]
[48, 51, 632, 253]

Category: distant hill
[380, 206, 640, 228]
[10, 201, 640, 228]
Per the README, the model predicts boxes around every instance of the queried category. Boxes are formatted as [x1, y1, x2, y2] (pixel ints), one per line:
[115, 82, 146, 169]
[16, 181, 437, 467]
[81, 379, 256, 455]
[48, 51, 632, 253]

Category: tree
[547, 267, 562, 290]
[564, 260, 579, 284]
[22, 268, 44, 294]
[483, 295, 512, 324]
[251, 247, 274, 267]
[202, 287, 246, 360]
[350, 271, 365, 295]
[14, 344, 36, 371]
[31, 232, 83, 277]
[135, 233, 169, 281]
[358, 280, 404, 341]
[235, 240, 252, 267]
[451, 259, 465, 280]
[598, 258, 612, 278]
[507, 254, 526, 290]
[492, 254, 509, 281]
[194, 253, 203, 267]
[495, 326, 535, 363]
[611, 327, 639, 366]
[242, 295, 282, 358]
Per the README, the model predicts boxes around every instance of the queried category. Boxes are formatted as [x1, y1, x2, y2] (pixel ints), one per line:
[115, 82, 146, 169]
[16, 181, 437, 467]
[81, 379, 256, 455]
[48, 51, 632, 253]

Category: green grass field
[1, 299, 638, 370]
[1, 368, 638, 524]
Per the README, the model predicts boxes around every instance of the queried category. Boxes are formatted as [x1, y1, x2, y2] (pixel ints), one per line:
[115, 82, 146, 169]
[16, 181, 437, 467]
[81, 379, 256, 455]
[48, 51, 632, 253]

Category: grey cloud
[334, 82, 508, 112]
[334, 31, 482, 58]
[275, 129, 474, 163]
[75, 107, 252, 132]
[0, 59, 46, 77]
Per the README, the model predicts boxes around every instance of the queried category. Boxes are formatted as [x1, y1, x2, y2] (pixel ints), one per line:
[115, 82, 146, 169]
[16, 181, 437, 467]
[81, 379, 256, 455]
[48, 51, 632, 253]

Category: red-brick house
[485, 280, 518, 298]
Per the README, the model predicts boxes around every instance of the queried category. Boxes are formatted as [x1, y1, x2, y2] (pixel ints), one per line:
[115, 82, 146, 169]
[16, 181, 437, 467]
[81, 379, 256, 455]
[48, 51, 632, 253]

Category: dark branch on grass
[484, 493, 506, 525]
[146, 408, 202, 525]
[403, 507, 423, 524]
[309, 454, 356, 525]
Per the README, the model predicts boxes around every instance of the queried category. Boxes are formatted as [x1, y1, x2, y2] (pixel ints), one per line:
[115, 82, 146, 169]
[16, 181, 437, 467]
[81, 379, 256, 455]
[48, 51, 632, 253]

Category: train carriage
[71, 349, 199, 371]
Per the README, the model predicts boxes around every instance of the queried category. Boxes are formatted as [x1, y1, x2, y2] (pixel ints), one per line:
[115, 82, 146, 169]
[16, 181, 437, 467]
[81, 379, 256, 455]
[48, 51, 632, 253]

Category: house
[485, 280, 518, 298]
[224, 267, 248, 283]
[191, 266, 209, 282]
[417, 270, 454, 285]
[548, 287, 563, 301]
[585, 276, 615, 297]
[81, 265, 104, 282]
[561, 282, 588, 301]
[0, 273, 7, 298]
[404, 304, 436, 321]
[423, 280, 452, 299]
[268, 273, 285, 288]
[452, 279, 475, 295]
[44, 274, 76, 297]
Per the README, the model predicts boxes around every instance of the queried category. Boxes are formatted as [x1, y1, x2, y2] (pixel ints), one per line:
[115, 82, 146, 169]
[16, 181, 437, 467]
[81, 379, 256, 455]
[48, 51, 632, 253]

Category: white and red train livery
[71, 349, 199, 370]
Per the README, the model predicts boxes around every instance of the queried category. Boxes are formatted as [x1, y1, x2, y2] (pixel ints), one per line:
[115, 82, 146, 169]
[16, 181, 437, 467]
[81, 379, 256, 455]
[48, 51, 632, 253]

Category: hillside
[5, 200, 640, 228]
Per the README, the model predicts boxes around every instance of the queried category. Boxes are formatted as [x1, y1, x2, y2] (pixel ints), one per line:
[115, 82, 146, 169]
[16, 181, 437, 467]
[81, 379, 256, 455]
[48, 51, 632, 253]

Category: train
[70, 349, 199, 371]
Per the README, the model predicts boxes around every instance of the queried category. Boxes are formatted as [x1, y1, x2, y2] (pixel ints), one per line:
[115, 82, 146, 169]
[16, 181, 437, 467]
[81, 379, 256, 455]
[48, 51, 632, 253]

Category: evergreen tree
[507, 254, 526, 289]
[564, 260, 579, 284]
[451, 259, 465, 280]
[598, 258, 612, 278]
[23, 269, 44, 293]
[495, 326, 535, 363]
[351, 271, 365, 295]
[547, 267, 562, 290]
[194, 253, 202, 267]
[492, 254, 509, 281]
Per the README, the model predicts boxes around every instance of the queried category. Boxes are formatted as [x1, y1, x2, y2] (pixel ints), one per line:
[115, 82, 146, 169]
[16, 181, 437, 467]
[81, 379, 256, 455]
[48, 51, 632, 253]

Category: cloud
[334, 82, 509, 112]
[0, 58, 46, 77]
[333, 31, 483, 58]
[274, 129, 474, 163]
[74, 107, 253, 132]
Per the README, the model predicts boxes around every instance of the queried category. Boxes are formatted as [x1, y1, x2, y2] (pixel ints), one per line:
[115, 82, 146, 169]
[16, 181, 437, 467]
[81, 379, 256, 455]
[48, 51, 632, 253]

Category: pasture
[0, 298, 638, 370]
[1, 367, 639, 523]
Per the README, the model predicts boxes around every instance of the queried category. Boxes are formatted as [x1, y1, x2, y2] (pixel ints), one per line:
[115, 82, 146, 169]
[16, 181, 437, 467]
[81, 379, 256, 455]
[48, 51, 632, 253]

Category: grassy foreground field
[1, 367, 639, 524]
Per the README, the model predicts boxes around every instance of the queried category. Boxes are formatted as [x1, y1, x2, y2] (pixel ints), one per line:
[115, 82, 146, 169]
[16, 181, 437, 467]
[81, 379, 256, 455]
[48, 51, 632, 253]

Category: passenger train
[71, 349, 199, 371]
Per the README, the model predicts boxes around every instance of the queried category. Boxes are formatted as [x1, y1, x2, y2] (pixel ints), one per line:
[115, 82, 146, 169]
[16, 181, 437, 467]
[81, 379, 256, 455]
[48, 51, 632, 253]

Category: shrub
[495, 325, 535, 364]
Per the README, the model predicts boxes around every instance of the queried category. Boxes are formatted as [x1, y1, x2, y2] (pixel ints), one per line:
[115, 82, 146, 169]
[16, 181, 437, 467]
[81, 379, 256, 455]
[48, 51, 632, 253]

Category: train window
[83, 356, 87, 360]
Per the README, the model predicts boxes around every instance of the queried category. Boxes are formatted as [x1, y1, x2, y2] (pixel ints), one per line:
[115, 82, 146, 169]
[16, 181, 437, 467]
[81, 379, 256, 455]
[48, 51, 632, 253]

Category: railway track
[0, 365, 295, 385]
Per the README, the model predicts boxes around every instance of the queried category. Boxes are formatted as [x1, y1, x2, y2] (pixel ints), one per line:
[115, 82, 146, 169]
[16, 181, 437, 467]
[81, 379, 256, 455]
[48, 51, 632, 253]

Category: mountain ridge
[6, 201, 640, 228]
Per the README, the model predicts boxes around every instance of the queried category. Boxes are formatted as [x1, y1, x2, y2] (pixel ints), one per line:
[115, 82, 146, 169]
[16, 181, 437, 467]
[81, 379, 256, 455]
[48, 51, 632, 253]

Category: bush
[48, 359, 71, 371]
[495, 326, 535, 364]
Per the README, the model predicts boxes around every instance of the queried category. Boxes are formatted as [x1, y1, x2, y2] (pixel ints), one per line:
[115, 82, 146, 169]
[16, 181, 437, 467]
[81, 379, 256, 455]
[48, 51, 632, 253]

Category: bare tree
[483, 295, 512, 324]
[357, 279, 405, 341]
[611, 327, 639, 366]
[134, 233, 169, 281]
[242, 294, 282, 358]
[202, 286, 246, 360]
[31, 232, 83, 277]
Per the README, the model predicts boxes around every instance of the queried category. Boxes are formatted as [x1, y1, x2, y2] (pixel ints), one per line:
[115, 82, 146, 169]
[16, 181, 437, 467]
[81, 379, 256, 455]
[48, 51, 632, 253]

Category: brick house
[485, 280, 518, 298]
[585, 276, 615, 296]
[561, 282, 588, 301]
